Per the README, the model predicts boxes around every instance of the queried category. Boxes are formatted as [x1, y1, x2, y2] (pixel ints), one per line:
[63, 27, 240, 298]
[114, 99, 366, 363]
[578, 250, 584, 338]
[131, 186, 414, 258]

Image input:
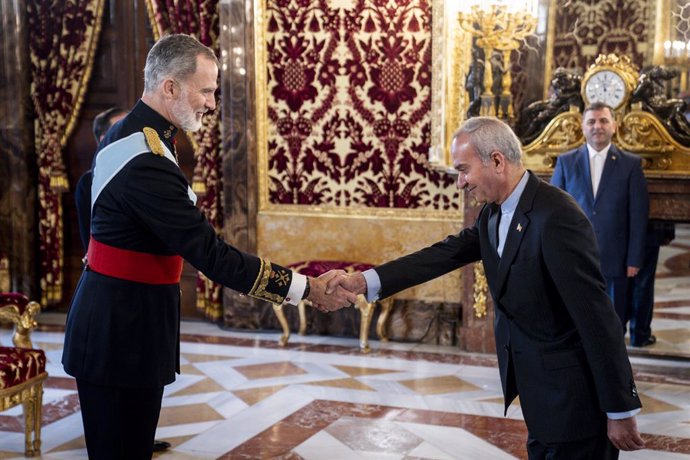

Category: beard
[171, 93, 204, 132]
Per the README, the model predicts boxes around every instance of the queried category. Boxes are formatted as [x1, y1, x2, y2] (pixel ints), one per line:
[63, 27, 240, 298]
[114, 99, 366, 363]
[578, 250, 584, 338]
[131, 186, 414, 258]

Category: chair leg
[33, 383, 43, 456]
[272, 303, 290, 347]
[376, 297, 394, 342]
[356, 295, 374, 353]
[22, 383, 42, 457]
[298, 300, 307, 335]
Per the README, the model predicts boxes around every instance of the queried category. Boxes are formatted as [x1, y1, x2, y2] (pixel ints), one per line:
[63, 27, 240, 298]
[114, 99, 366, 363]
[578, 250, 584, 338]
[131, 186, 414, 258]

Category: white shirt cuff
[284, 272, 307, 305]
[362, 269, 380, 302]
[606, 408, 641, 420]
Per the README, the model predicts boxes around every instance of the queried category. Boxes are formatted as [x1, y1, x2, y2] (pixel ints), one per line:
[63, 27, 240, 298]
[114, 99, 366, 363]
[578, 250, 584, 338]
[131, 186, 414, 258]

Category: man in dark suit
[326, 117, 644, 458]
[551, 102, 649, 329]
[62, 34, 355, 459]
[628, 220, 675, 347]
[75, 107, 127, 252]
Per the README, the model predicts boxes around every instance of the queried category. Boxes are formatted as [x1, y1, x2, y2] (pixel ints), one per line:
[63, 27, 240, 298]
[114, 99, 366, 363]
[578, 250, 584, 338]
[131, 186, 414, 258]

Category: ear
[162, 78, 177, 99]
[491, 151, 505, 172]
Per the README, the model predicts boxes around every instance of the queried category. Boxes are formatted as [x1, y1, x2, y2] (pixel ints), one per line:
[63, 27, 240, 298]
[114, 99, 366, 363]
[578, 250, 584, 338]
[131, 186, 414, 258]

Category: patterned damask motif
[28, 0, 104, 305]
[553, 0, 652, 72]
[266, 0, 458, 211]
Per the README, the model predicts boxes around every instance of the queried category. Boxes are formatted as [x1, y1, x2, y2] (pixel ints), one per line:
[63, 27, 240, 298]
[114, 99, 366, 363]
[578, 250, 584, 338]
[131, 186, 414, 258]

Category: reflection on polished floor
[1, 230, 689, 459]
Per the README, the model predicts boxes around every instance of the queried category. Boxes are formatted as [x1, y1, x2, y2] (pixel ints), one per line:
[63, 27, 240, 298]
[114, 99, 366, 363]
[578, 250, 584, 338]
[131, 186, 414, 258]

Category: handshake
[303, 270, 368, 313]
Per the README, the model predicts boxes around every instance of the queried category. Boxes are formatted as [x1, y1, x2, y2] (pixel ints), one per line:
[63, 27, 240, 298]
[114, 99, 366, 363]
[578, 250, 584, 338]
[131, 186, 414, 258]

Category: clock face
[584, 70, 627, 109]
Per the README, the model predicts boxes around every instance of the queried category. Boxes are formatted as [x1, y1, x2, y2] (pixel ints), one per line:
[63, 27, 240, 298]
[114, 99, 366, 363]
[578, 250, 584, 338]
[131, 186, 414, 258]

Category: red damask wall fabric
[145, 0, 224, 321]
[266, 0, 459, 211]
[553, 0, 651, 72]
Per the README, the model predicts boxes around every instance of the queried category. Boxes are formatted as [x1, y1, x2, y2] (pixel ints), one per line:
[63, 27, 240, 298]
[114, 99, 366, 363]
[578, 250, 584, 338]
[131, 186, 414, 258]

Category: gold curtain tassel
[192, 180, 207, 195]
[49, 170, 69, 192]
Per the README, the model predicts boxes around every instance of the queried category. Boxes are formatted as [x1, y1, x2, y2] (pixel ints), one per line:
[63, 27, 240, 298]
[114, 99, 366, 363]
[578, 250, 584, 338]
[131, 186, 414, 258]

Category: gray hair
[452, 117, 523, 166]
[144, 34, 219, 93]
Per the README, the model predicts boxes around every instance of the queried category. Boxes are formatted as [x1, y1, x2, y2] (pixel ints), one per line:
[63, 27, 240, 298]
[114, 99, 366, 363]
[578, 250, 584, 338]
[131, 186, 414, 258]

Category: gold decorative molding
[522, 106, 584, 172]
[472, 262, 488, 318]
[617, 106, 690, 171]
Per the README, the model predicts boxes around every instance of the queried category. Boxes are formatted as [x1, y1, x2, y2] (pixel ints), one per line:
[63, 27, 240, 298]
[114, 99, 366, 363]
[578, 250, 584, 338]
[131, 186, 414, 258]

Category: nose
[456, 173, 467, 190]
[205, 93, 216, 111]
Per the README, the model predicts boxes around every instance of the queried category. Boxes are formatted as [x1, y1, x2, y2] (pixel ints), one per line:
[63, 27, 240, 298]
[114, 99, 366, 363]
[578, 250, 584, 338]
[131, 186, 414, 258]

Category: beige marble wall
[257, 213, 462, 302]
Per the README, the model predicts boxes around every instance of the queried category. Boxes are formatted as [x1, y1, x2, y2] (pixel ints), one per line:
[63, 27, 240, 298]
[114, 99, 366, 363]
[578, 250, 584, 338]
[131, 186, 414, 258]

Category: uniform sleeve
[119, 154, 295, 304]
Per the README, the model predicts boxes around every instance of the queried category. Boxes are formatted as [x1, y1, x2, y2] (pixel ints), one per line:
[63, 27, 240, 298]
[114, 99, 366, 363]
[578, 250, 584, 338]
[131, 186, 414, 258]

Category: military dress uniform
[62, 101, 305, 458]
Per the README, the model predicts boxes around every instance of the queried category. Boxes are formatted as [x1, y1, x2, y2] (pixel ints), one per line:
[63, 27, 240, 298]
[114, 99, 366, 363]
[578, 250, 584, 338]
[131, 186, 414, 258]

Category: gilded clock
[581, 55, 639, 111]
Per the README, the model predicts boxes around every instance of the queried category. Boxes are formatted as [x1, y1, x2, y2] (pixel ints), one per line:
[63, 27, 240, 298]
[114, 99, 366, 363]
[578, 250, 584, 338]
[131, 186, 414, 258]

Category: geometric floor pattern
[0, 320, 689, 459]
[2, 226, 690, 459]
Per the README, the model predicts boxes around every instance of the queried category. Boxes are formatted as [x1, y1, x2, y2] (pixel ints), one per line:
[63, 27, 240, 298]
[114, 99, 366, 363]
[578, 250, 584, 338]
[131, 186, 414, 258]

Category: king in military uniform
[62, 34, 356, 459]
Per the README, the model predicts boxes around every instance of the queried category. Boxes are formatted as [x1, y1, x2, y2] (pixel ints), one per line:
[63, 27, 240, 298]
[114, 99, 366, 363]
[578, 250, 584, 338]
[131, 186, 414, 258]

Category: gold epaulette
[143, 127, 165, 157]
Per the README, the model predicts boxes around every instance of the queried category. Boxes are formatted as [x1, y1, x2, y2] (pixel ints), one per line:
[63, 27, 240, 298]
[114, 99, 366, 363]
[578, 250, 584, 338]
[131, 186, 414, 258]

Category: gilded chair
[273, 261, 394, 353]
[0, 293, 47, 457]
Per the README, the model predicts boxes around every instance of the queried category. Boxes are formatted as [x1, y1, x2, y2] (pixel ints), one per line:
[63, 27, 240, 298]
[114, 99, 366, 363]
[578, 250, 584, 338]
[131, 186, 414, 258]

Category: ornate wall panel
[257, 0, 460, 218]
[552, 0, 654, 73]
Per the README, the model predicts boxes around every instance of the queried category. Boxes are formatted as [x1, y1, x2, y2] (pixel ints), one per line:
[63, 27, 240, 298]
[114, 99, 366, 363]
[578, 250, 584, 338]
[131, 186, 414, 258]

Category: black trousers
[77, 379, 164, 460]
[527, 431, 618, 460]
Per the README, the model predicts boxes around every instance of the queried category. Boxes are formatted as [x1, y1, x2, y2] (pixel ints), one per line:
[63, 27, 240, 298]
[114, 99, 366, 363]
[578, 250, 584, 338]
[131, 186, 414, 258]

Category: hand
[627, 266, 640, 277]
[306, 270, 358, 313]
[607, 417, 645, 451]
[325, 271, 367, 297]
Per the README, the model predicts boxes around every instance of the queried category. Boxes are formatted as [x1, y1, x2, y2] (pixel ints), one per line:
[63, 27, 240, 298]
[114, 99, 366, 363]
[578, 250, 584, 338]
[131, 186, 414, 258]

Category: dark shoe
[153, 440, 171, 452]
[633, 335, 656, 347]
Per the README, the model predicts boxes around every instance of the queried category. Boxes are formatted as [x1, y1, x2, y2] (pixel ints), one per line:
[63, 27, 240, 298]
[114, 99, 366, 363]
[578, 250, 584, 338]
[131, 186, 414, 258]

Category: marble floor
[1, 228, 690, 459]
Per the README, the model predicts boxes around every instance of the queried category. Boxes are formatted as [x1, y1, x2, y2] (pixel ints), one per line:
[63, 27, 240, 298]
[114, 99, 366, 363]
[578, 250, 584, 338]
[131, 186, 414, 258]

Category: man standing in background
[628, 220, 675, 347]
[551, 102, 649, 329]
[75, 107, 127, 252]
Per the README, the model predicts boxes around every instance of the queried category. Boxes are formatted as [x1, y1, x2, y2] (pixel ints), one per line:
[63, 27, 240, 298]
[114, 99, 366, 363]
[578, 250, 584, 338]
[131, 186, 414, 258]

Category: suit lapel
[488, 203, 500, 254]
[576, 146, 595, 204]
[594, 144, 618, 202]
[493, 174, 536, 296]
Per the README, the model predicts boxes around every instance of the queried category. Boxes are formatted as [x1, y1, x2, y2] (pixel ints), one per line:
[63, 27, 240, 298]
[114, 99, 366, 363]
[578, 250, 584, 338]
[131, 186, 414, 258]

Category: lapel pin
[516, 223, 523, 232]
[612, 155, 617, 160]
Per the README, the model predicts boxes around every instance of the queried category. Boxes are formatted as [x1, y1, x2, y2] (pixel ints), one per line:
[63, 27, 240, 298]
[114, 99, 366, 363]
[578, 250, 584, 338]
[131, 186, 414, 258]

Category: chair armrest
[0, 294, 41, 349]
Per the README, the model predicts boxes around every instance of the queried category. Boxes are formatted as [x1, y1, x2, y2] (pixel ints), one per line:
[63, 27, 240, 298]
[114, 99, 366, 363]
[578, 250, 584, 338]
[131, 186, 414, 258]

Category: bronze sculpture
[631, 66, 690, 147]
[516, 68, 583, 145]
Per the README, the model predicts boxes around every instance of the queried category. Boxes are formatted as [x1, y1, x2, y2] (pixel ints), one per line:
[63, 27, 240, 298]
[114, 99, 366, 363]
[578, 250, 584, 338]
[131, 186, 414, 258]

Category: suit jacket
[63, 101, 293, 389]
[375, 172, 640, 443]
[550, 144, 648, 277]
[74, 170, 93, 252]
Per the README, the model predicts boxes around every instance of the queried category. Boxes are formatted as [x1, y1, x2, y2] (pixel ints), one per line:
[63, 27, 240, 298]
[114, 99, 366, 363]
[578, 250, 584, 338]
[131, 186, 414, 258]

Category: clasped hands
[305, 270, 368, 313]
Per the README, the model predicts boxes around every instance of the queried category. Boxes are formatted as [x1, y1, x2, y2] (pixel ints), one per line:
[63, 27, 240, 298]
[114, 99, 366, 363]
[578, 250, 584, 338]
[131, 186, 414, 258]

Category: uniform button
[593, 211, 597, 216]
[504, 344, 509, 351]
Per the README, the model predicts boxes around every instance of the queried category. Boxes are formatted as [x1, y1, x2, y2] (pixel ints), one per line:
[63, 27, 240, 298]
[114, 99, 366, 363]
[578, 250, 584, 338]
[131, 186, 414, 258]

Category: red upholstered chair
[0, 292, 47, 457]
[273, 261, 394, 352]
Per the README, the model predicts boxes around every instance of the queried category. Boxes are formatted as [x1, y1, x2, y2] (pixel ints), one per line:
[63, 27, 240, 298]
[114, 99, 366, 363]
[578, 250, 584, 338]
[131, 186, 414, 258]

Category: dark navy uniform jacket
[63, 101, 293, 388]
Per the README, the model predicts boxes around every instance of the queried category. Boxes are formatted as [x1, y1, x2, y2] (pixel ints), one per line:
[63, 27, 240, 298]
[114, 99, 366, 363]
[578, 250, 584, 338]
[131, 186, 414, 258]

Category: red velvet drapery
[27, 0, 105, 305]
[144, 0, 224, 321]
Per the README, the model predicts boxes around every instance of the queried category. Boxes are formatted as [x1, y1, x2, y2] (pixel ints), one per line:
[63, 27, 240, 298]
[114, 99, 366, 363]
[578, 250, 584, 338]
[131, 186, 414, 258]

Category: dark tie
[489, 205, 501, 252]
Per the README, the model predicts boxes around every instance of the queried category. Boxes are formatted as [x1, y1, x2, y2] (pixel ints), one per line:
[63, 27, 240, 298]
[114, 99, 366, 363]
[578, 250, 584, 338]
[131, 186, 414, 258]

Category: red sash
[87, 237, 183, 284]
